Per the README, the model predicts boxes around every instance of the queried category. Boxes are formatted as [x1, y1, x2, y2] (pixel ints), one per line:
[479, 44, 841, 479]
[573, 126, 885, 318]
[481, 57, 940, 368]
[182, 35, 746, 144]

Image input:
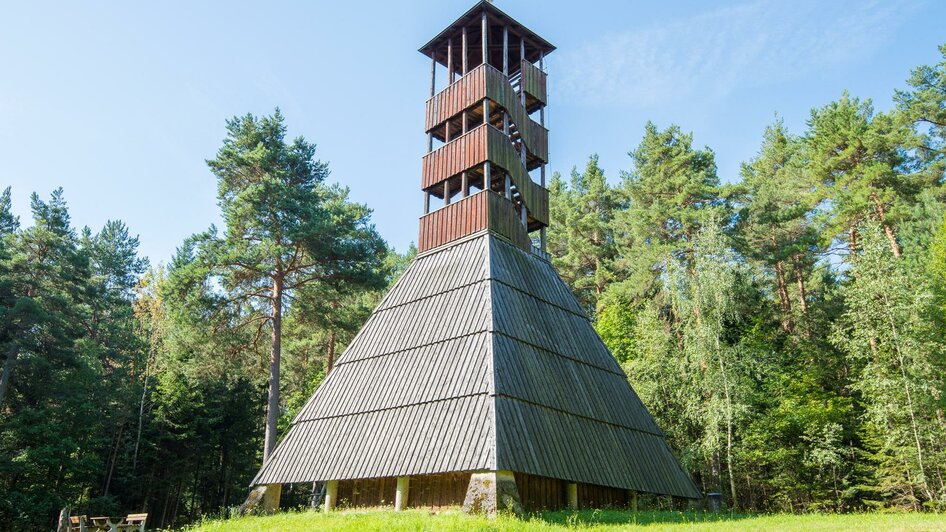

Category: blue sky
[2, 0, 943, 263]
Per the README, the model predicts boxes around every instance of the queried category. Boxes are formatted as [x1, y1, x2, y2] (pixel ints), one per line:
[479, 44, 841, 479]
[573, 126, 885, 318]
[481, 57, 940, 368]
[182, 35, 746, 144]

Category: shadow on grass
[529, 509, 753, 527]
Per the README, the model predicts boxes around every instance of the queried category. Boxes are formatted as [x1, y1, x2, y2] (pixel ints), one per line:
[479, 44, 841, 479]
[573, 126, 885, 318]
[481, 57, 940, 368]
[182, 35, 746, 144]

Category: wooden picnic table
[88, 514, 146, 532]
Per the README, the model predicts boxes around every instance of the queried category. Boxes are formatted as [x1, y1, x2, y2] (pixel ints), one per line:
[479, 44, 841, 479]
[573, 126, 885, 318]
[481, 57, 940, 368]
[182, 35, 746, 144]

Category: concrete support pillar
[628, 490, 639, 512]
[566, 482, 578, 510]
[261, 484, 282, 513]
[463, 470, 523, 517]
[323, 480, 338, 512]
[395, 476, 410, 511]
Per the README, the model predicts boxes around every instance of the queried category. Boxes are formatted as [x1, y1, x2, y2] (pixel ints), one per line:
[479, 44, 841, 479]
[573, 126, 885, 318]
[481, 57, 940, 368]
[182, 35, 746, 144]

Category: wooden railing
[485, 126, 549, 226]
[425, 63, 548, 163]
[421, 124, 548, 226]
[520, 59, 547, 106]
[418, 191, 531, 253]
[421, 126, 488, 189]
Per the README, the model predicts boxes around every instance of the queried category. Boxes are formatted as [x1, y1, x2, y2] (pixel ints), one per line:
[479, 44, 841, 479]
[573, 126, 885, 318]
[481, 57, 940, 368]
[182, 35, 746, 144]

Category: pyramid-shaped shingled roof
[253, 233, 700, 499]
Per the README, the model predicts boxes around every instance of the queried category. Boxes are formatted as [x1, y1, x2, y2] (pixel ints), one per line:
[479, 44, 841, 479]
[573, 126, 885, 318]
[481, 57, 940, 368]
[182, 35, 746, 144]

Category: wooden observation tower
[251, 1, 700, 514]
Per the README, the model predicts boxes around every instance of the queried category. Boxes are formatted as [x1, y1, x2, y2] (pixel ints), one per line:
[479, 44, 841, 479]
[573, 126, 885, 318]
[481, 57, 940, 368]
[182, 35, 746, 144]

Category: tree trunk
[792, 259, 809, 314]
[716, 337, 738, 509]
[849, 226, 858, 255]
[326, 330, 337, 374]
[871, 195, 902, 258]
[883, 224, 903, 259]
[773, 260, 793, 332]
[0, 344, 18, 409]
[263, 276, 283, 461]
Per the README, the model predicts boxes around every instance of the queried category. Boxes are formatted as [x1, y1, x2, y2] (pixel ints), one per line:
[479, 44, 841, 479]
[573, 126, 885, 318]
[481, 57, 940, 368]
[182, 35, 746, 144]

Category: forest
[0, 44, 944, 530]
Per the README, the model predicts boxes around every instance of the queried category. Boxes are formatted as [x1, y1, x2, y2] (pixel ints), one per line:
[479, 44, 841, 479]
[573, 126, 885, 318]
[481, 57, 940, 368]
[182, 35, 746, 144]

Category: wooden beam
[502, 26, 508, 75]
[505, 174, 511, 199]
[482, 99, 489, 126]
[424, 191, 430, 214]
[444, 180, 451, 206]
[481, 12, 487, 66]
[462, 26, 468, 74]
[462, 111, 468, 134]
[447, 38, 454, 83]
[430, 51, 436, 97]
[540, 227, 547, 252]
[462, 171, 469, 197]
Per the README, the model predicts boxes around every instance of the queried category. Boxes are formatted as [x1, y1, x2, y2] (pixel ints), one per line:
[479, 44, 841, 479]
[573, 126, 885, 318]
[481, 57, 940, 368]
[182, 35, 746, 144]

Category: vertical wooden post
[445, 121, 451, 143]
[481, 12, 488, 66]
[447, 38, 454, 83]
[541, 164, 546, 186]
[503, 111, 508, 135]
[462, 111, 468, 134]
[324, 480, 338, 512]
[484, 163, 492, 190]
[521, 203, 527, 227]
[462, 26, 468, 74]
[628, 490, 639, 512]
[395, 477, 410, 511]
[540, 227, 547, 253]
[566, 482, 578, 510]
[444, 180, 451, 206]
[424, 191, 430, 214]
[462, 172, 469, 197]
[504, 174, 511, 199]
[520, 39, 527, 106]
[430, 51, 436, 97]
[428, 51, 436, 153]
[482, 99, 489, 126]
[502, 26, 508, 75]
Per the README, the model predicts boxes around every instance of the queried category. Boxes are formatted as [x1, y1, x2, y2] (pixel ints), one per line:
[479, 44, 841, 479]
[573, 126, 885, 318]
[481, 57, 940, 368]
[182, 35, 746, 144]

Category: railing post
[424, 191, 430, 214]
[462, 172, 469, 197]
[505, 174, 511, 200]
[482, 99, 489, 126]
[444, 180, 451, 206]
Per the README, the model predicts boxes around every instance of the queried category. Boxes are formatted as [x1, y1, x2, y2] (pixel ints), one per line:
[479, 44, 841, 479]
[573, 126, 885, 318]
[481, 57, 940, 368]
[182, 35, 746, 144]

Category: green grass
[183, 508, 946, 531]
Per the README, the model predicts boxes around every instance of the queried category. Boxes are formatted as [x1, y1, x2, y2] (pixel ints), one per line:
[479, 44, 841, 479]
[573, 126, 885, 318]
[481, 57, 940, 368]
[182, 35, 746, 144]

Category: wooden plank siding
[421, 125, 548, 227]
[425, 62, 548, 163]
[520, 59, 547, 106]
[418, 190, 533, 253]
[408, 472, 472, 510]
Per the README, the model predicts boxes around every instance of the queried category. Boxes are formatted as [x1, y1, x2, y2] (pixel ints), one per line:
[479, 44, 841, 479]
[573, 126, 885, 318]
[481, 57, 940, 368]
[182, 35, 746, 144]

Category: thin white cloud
[554, 0, 922, 107]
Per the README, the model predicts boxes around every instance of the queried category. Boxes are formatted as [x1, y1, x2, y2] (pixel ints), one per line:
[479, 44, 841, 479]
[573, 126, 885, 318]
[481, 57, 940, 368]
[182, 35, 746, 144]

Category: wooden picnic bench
[82, 513, 147, 532]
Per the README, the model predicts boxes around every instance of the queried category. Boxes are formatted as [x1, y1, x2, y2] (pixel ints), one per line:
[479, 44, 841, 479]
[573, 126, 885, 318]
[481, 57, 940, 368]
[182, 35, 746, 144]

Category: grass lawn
[183, 508, 946, 531]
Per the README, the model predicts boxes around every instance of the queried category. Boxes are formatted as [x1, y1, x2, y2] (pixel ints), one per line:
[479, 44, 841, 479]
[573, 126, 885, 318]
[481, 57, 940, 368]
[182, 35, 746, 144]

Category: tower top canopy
[419, 0, 555, 67]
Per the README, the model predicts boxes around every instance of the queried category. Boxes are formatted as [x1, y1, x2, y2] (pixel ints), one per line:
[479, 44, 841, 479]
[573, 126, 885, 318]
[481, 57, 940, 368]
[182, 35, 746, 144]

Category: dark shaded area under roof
[419, 0, 556, 69]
